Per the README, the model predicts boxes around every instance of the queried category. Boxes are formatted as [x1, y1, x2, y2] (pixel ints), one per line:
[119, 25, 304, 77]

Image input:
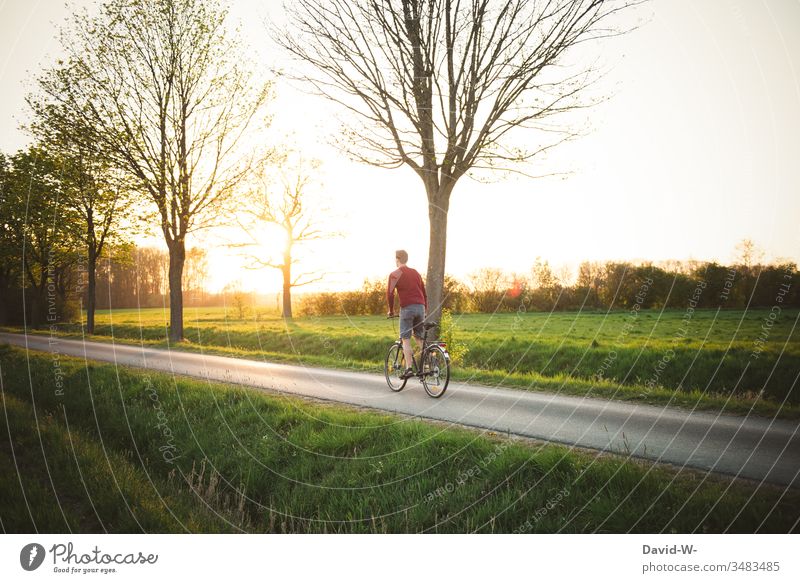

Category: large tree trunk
[29, 264, 47, 328]
[282, 272, 292, 319]
[167, 241, 186, 342]
[282, 248, 292, 319]
[0, 267, 12, 325]
[29, 294, 42, 328]
[86, 252, 97, 334]
[425, 185, 451, 332]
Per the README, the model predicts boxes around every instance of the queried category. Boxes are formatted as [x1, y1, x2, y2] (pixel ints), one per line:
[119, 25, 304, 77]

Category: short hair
[395, 249, 408, 264]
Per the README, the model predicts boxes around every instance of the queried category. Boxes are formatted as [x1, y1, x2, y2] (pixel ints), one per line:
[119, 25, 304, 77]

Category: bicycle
[384, 316, 451, 398]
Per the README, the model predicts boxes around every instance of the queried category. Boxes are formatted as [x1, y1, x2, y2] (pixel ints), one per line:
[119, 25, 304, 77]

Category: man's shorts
[399, 303, 425, 340]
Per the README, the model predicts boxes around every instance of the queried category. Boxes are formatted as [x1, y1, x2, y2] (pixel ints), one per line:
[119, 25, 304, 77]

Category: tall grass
[0, 392, 238, 532]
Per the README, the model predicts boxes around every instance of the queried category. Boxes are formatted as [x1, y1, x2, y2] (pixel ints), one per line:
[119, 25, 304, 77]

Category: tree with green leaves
[0, 152, 16, 323]
[26, 99, 135, 334]
[0, 147, 82, 326]
[36, 0, 271, 341]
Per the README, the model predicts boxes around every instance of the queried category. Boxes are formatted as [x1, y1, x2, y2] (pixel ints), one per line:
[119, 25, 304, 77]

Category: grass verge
[1, 345, 798, 533]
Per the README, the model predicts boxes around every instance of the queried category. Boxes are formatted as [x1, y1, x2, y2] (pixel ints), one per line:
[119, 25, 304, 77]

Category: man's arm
[387, 270, 401, 314]
[420, 273, 427, 310]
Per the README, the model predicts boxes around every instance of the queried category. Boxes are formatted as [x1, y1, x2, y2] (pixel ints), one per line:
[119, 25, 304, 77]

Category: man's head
[395, 249, 408, 266]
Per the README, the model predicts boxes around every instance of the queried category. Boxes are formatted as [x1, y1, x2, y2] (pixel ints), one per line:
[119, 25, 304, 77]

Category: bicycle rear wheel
[384, 343, 408, 391]
[421, 345, 450, 398]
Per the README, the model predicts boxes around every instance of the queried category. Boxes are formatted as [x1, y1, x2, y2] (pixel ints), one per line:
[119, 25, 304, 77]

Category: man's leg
[399, 308, 414, 374]
[402, 337, 414, 373]
[400, 305, 424, 376]
[409, 307, 425, 369]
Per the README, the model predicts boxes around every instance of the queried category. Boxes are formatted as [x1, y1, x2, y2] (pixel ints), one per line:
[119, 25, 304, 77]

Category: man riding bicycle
[386, 249, 427, 379]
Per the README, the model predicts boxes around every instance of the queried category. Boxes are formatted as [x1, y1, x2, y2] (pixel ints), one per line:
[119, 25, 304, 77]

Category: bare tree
[236, 158, 332, 318]
[276, 0, 641, 326]
[183, 247, 210, 305]
[222, 279, 250, 320]
[735, 238, 765, 305]
[135, 246, 170, 306]
[36, 0, 271, 341]
[735, 238, 765, 271]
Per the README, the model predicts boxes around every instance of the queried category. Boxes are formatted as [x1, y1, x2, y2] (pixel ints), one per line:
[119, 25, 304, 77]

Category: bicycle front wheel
[384, 343, 407, 392]
[421, 345, 450, 398]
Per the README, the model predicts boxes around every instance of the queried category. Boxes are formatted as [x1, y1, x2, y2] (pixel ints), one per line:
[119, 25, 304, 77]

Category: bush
[439, 308, 469, 365]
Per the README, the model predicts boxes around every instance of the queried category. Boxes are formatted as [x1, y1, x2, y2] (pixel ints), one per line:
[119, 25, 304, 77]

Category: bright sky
[2, 0, 799, 293]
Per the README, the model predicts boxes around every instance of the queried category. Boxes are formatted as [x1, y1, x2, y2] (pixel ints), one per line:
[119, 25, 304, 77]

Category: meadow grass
[12, 306, 799, 418]
[1, 345, 798, 533]
[0, 392, 239, 532]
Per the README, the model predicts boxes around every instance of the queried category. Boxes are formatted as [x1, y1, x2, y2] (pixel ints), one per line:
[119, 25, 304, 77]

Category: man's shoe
[400, 367, 415, 379]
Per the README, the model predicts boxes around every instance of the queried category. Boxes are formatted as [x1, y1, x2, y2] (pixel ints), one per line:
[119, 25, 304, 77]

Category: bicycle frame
[391, 322, 449, 377]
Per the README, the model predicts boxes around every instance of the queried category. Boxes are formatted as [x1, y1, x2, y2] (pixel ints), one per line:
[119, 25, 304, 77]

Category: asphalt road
[2, 332, 798, 488]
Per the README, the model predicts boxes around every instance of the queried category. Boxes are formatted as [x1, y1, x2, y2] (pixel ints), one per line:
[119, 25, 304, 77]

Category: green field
[18, 306, 800, 417]
[2, 346, 797, 533]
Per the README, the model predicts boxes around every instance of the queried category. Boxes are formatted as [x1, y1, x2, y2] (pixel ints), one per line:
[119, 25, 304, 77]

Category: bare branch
[275, 0, 643, 189]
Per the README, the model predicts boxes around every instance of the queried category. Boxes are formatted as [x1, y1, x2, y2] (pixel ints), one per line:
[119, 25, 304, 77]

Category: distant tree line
[91, 246, 212, 310]
[299, 257, 800, 316]
[0, 231, 214, 325]
[4, 144, 796, 323]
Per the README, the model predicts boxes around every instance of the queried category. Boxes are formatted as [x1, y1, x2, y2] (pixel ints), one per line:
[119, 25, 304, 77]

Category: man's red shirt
[387, 266, 427, 312]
